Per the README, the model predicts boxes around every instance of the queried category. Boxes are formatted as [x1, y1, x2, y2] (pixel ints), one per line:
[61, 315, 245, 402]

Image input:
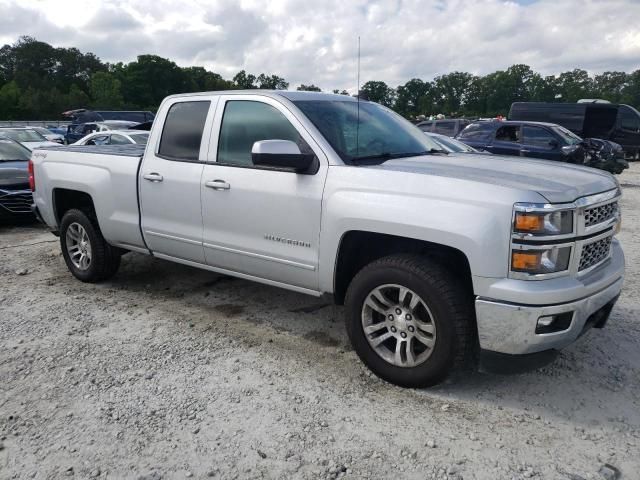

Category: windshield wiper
[351, 151, 432, 163]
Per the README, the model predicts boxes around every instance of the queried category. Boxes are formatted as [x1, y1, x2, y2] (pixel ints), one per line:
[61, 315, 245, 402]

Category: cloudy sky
[3, 0, 640, 91]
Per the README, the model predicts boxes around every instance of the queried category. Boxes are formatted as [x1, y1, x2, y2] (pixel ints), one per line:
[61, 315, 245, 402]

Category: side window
[495, 125, 520, 143]
[86, 135, 109, 146]
[522, 126, 557, 148]
[110, 134, 131, 145]
[619, 108, 640, 132]
[158, 101, 211, 161]
[217, 100, 304, 167]
[417, 122, 433, 132]
[458, 123, 493, 140]
[434, 121, 455, 136]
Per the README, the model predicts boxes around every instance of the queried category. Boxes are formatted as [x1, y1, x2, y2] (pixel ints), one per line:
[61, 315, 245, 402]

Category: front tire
[345, 254, 474, 388]
[60, 209, 121, 282]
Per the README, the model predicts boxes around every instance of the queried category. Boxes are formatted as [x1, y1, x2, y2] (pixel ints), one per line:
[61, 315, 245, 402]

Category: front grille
[584, 202, 618, 228]
[0, 191, 33, 213]
[579, 236, 612, 271]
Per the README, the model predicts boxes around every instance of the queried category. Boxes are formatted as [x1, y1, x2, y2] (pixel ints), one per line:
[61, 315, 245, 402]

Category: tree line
[1, 36, 639, 121]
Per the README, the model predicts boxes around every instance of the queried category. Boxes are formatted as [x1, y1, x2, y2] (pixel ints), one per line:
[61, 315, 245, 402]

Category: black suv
[457, 120, 627, 173]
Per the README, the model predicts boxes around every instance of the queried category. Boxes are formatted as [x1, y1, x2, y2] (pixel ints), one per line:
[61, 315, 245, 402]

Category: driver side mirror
[251, 140, 316, 173]
[548, 139, 559, 148]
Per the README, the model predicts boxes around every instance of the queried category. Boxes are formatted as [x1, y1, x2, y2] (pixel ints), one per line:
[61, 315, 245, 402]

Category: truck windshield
[294, 100, 442, 164]
[552, 125, 582, 145]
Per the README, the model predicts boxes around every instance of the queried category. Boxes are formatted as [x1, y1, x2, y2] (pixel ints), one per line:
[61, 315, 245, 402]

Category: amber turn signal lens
[514, 213, 543, 232]
[511, 251, 541, 271]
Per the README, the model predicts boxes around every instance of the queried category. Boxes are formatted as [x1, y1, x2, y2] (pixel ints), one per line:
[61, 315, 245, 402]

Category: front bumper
[475, 241, 624, 357]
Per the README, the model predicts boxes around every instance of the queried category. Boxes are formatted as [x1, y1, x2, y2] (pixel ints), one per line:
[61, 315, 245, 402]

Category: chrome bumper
[475, 244, 624, 356]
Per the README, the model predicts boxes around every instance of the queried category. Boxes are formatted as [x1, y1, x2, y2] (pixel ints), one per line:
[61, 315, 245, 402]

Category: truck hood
[0, 161, 28, 188]
[370, 153, 617, 203]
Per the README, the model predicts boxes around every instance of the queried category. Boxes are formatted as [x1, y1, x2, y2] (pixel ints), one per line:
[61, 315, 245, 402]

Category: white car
[73, 130, 149, 146]
[30, 126, 65, 144]
[0, 127, 61, 150]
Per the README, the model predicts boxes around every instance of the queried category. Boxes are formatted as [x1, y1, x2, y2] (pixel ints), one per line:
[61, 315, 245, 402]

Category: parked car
[73, 130, 149, 146]
[31, 90, 624, 388]
[509, 102, 640, 160]
[65, 121, 139, 144]
[62, 109, 155, 124]
[31, 126, 65, 144]
[0, 138, 33, 221]
[0, 127, 61, 150]
[456, 120, 628, 174]
[424, 132, 480, 153]
[416, 119, 471, 137]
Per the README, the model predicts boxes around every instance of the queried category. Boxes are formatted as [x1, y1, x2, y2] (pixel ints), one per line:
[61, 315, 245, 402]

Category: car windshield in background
[32, 127, 53, 135]
[0, 139, 31, 161]
[294, 100, 442, 163]
[430, 135, 476, 153]
[129, 133, 149, 145]
[1, 129, 46, 142]
[552, 125, 582, 145]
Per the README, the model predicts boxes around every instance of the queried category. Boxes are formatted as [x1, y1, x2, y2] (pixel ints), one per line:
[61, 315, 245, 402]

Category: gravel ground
[1, 165, 639, 480]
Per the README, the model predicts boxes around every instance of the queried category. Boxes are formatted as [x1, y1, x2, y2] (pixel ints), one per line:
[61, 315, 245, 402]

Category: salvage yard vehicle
[509, 101, 640, 160]
[30, 91, 625, 388]
[0, 127, 61, 150]
[416, 118, 471, 137]
[73, 130, 149, 146]
[457, 120, 628, 174]
[423, 132, 481, 154]
[0, 138, 33, 221]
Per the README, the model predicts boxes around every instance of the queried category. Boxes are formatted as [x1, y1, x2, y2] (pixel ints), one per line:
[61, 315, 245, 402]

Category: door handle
[205, 179, 231, 190]
[143, 172, 163, 182]
[520, 149, 531, 154]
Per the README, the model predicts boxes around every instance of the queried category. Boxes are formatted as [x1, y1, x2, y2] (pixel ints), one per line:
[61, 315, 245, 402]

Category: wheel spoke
[371, 289, 393, 308]
[370, 331, 392, 347]
[365, 298, 387, 316]
[398, 287, 410, 307]
[394, 339, 404, 365]
[414, 330, 435, 349]
[408, 293, 421, 312]
[414, 319, 435, 334]
[364, 322, 387, 335]
[405, 337, 416, 366]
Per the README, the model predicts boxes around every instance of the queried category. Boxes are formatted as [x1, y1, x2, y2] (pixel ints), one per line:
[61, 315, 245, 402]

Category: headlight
[511, 247, 572, 275]
[513, 210, 573, 236]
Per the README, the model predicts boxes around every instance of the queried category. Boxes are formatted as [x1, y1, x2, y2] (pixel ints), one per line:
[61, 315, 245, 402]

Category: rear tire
[345, 254, 474, 388]
[60, 208, 120, 282]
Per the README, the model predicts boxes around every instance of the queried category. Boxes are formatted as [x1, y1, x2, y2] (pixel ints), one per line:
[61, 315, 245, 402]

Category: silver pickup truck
[30, 91, 625, 387]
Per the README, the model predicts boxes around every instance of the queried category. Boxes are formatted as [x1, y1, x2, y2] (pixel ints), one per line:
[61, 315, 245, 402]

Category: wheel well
[333, 231, 473, 305]
[53, 189, 96, 224]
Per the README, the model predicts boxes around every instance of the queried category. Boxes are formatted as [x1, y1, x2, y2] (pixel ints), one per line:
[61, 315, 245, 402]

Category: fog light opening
[535, 312, 573, 334]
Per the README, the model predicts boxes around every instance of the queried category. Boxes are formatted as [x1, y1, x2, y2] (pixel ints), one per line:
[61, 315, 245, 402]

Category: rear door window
[619, 107, 640, 132]
[495, 125, 521, 143]
[457, 123, 494, 140]
[110, 134, 132, 145]
[158, 101, 211, 161]
[434, 121, 456, 136]
[522, 126, 557, 148]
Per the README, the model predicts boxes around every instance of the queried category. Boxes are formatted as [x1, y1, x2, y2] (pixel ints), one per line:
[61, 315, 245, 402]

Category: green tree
[554, 69, 593, 102]
[332, 89, 350, 95]
[297, 84, 321, 91]
[0, 80, 22, 119]
[431, 72, 475, 115]
[360, 80, 395, 107]
[395, 78, 431, 118]
[256, 73, 288, 90]
[233, 70, 257, 89]
[593, 71, 629, 103]
[116, 55, 185, 109]
[90, 72, 123, 108]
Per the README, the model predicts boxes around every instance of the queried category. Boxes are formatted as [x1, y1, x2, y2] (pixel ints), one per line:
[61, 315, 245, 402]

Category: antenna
[356, 36, 361, 158]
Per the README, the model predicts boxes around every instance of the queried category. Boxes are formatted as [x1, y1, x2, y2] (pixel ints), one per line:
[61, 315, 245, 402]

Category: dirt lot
[1, 165, 639, 480]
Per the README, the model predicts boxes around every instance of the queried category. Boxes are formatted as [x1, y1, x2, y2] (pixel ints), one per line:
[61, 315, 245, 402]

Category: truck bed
[32, 143, 147, 253]
[37, 144, 146, 157]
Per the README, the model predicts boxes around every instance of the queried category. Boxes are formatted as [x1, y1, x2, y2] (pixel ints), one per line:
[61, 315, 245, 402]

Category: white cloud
[1, 0, 639, 92]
